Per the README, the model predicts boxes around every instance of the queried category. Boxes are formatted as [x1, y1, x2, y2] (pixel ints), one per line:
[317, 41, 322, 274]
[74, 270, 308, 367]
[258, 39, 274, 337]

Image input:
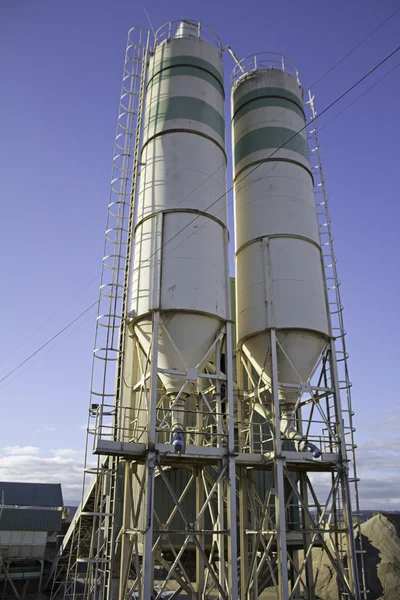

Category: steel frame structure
[306, 91, 366, 599]
[236, 335, 361, 600]
[92, 310, 238, 599]
[51, 22, 239, 600]
[49, 26, 151, 600]
[47, 30, 366, 600]
[232, 92, 366, 600]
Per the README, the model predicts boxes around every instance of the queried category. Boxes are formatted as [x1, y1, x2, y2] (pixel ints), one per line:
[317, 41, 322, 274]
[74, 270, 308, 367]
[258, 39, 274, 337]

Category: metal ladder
[48, 27, 150, 600]
[306, 90, 367, 599]
[46, 470, 100, 596]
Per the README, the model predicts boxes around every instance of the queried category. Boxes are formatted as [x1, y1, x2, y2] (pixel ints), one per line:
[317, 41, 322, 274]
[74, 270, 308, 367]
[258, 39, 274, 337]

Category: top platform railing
[155, 20, 223, 53]
[232, 52, 300, 88]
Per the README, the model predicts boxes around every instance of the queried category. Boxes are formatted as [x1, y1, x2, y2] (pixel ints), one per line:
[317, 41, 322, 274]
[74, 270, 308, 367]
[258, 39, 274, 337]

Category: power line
[0, 275, 99, 367]
[1, 44, 399, 387]
[311, 5, 400, 88]
[5, 11, 395, 363]
[0, 310, 97, 391]
[146, 44, 400, 258]
[0, 301, 98, 385]
[318, 61, 400, 131]
[173, 59, 400, 252]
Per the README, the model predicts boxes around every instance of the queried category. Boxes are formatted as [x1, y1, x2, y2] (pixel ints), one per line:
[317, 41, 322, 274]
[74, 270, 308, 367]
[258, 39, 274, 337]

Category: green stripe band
[148, 55, 224, 91]
[234, 126, 309, 167]
[147, 65, 224, 96]
[233, 96, 305, 121]
[233, 87, 305, 119]
[145, 96, 225, 140]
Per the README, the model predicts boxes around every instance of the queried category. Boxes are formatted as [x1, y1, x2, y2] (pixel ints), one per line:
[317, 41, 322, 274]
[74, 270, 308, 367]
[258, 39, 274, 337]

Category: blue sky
[0, 0, 399, 507]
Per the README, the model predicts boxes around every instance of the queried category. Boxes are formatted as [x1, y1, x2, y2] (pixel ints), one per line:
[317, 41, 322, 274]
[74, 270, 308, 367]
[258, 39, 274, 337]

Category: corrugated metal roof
[0, 508, 62, 532]
[0, 482, 63, 507]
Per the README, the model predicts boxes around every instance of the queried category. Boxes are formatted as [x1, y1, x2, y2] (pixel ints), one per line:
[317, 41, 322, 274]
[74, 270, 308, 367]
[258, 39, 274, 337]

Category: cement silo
[231, 54, 362, 600]
[130, 20, 229, 450]
[52, 29, 364, 600]
[124, 21, 239, 599]
[232, 54, 329, 455]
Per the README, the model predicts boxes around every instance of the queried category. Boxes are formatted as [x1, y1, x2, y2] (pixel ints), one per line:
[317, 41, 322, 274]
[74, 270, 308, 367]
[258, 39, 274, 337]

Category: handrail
[155, 20, 223, 53]
[232, 52, 300, 88]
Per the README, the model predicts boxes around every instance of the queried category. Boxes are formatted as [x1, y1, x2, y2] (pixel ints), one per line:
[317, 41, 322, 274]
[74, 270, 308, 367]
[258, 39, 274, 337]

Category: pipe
[181, 362, 321, 457]
[253, 402, 321, 458]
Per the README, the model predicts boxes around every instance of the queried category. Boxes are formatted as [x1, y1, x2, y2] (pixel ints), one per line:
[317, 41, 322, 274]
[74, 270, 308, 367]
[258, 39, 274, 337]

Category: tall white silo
[130, 21, 229, 448]
[232, 55, 330, 453]
[118, 23, 238, 599]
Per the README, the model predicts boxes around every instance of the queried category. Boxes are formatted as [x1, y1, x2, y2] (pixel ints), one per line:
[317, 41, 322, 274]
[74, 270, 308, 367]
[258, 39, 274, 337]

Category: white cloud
[1, 413, 399, 511]
[355, 437, 400, 509]
[32, 426, 56, 435]
[358, 405, 400, 433]
[308, 434, 400, 511]
[52, 448, 81, 457]
[2, 446, 41, 455]
[0, 446, 92, 504]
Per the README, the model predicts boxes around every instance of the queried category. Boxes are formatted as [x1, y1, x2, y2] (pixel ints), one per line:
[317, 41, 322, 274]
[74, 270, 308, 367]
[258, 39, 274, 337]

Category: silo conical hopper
[130, 22, 228, 448]
[231, 55, 330, 453]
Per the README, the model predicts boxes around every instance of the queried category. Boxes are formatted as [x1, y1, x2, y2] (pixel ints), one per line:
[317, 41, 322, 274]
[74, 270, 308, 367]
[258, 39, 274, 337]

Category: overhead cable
[1, 44, 399, 387]
[8, 10, 397, 358]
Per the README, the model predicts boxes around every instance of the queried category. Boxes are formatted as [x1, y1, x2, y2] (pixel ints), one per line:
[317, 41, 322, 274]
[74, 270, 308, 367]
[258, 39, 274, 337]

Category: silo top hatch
[145, 20, 226, 150]
[154, 20, 223, 53]
[231, 52, 308, 176]
[231, 52, 301, 87]
[150, 21, 224, 94]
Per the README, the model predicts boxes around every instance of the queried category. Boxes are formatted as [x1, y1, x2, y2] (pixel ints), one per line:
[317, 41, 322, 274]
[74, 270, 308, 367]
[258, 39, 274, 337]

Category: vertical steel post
[141, 310, 160, 599]
[299, 473, 314, 600]
[118, 463, 134, 600]
[215, 339, 226, 590]
[270, 329, 289, 600]
[226, 324, 239, 598]
[237, 349, 250, 600]
[141, 454, 156, 600]
[196, 466, 205, 595]
[329, 340, 361, 600]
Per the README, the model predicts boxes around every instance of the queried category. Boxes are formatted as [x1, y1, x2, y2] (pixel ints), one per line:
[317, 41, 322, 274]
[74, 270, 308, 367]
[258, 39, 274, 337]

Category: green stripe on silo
[145, 96, 225, 140]
[233, 96, 305, 121]
[147, 66, 224, 95]
[234, 126, 309, 167]
[148, 55, 224, 91]
[233, 87, 305, 119]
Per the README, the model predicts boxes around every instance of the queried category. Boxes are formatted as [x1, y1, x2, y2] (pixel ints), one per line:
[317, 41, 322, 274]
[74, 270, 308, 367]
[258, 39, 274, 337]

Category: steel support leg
[141, 310, 160, 599]
[225, 325, 239, 599]
[196, 466, 205, 597]
[330, 341, 361, 600]
[270, 330, 289, 600]
[299, 473, 314, 600]
[141, 454, 156, 599]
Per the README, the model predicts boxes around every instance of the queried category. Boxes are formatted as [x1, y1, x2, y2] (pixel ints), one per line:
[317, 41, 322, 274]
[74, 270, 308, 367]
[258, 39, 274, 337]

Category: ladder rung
[80, 512, 112, 517]
[84, 468, 113, 474]
[76, 558, 111, 564]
